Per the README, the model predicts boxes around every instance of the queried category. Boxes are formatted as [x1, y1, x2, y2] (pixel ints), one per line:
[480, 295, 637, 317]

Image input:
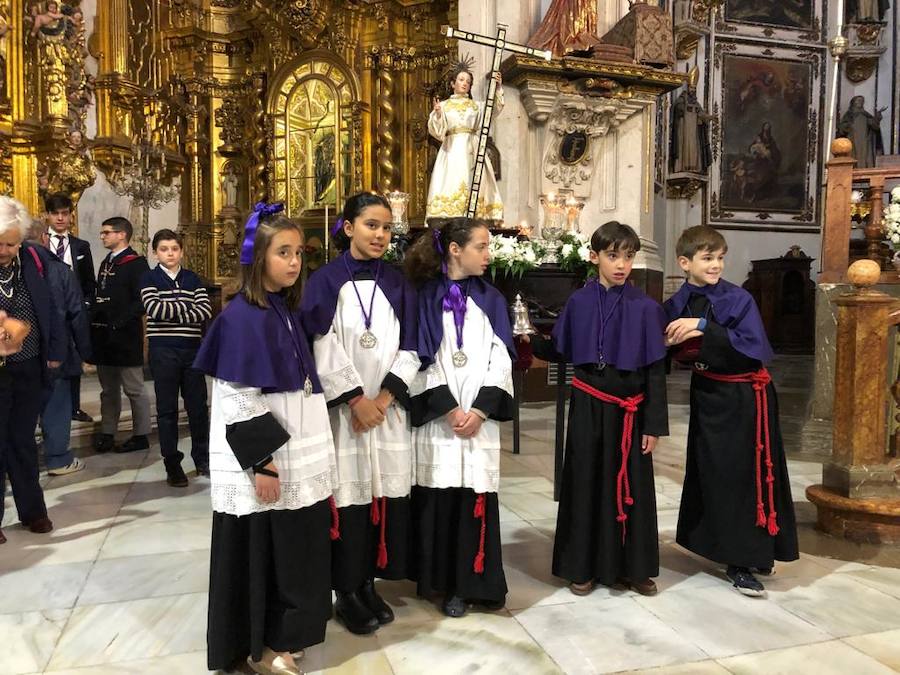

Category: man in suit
[44, 193, 95, 423]
[89, 217, 151, 453]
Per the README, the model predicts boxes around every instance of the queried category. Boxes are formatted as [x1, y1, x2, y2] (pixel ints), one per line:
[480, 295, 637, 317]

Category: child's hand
[445, 407, 466, 429]
[665, 318, 702, 345]
[254, 462, 280, 503]
[351, 398, 385, 430]
[374, 389, 394, 412]
[454, 412, 484, 438]
[641, 435, 658, 455]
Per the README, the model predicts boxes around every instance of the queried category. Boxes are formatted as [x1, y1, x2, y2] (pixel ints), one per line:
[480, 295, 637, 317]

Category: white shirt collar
[161, 265, 181, 280]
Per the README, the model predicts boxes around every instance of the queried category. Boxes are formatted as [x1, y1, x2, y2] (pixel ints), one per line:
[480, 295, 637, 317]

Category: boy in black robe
[664, 225, 798, 597]
[530, 221, 669, 596]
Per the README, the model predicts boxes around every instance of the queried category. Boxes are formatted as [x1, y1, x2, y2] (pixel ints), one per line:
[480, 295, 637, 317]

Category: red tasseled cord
[693, 367, 779, 537]
[372, 496, 388, 569]
[473, 493, 486, 574]
[572, 377, 645, 545]
[329, 496, 340, 540]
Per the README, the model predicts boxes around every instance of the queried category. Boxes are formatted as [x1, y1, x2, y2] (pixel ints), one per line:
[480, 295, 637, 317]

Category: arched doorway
[269, 51, 361, 217]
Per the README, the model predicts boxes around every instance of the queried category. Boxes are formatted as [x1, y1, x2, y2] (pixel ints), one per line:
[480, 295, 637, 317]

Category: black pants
[148, 346, 209, 469]
[0, 358, 48, 525]
[70, 374, 81, 412]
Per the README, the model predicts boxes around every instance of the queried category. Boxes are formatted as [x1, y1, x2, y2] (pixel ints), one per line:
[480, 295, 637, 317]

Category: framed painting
[707, 41, 825, 231]
[717, 0, 825, 45]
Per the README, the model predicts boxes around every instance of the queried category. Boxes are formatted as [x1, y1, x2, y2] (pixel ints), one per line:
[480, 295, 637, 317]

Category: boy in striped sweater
[140, 229, 213, 487]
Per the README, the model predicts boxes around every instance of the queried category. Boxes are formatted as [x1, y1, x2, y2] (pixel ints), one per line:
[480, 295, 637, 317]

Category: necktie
[55, 235, 65, 259]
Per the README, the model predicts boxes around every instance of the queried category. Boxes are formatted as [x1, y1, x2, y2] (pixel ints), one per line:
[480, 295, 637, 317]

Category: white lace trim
[210, 471, 335, 516]
[390, 350, 422, 389]
[321, 363, 363, 401]
[219, 383, 269, 424]
[333, 474, 413, 507]
[415, 463, 500, 493]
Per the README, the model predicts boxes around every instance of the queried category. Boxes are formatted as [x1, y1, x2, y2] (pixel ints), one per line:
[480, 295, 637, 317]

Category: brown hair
[228, 214, 305, 310]
[403, 217, 488, 286]
[152, 228, 183, 250]
[676, 225, 728, 259]
[590, 221, 641, 254]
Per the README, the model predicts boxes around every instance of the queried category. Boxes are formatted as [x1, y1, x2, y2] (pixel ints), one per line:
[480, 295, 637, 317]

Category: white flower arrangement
[557, 231, 596, 277]
[487, 235, 545, 278]
[885, 187, 900, 248]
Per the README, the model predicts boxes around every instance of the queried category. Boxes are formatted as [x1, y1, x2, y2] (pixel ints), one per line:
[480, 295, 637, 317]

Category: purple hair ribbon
[239, 201, 285, 265]
[432, 229, 448, 275]
[331, 216, 345, 238]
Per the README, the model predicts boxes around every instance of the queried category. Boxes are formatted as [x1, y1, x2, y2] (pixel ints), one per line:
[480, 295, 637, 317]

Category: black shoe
[72, 409, 94, 423]
[114, 435, 150, 453]
[753, 566, 775, 576]
[442, 594, 468, 618]
[195, 464, 210, 477]
[726, 566, 766, 597]
[359, 579, 394, 625]
[334, 591, 379, 635]
[94, 433, 115, 453]
[165, 463, 189, 488]
[472, 598, 505, 611]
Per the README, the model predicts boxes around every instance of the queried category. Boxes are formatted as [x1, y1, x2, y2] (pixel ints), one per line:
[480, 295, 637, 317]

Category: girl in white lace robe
[300, 193, 420, 635]
[195, 213, 338, 675]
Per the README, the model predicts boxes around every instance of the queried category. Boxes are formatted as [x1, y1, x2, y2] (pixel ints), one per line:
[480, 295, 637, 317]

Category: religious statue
[837, 95, 885, 169]
[220, 168, 238, 209]
[30, 1, 66, 37]
[526, 0, 601, 57]
[426, 59, 504, 222]
[669, 68, 712, 174]
[846, 0, 891, 22]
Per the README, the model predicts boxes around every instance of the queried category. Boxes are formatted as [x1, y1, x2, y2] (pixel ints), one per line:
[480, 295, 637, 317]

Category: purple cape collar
[300, 251, 417, 351]
[193, 292, 322, 394]
[664, 279, 774, 364]
[552, 280, 667, 370]
[417, 275, 516, 367]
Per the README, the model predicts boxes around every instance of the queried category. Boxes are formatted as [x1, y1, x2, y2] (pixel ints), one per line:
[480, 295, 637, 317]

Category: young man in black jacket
[89, 217, 151, 454]
[44, 193, 95, 423]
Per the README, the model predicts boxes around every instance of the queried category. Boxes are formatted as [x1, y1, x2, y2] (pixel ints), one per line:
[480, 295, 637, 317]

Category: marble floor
[2, 358, 900, 674]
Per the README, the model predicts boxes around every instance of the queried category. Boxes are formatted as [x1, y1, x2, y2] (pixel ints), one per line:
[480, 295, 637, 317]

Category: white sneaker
[48, 458, 86, 476]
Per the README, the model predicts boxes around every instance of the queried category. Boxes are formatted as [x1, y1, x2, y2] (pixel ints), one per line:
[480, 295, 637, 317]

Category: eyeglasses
[99, 230, 121, 237]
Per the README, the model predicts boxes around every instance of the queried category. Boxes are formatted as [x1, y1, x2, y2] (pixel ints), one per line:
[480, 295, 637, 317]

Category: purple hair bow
[240, 201, 285, 265]
[432, 229, 448, 274]
[331, 217, 345, 238]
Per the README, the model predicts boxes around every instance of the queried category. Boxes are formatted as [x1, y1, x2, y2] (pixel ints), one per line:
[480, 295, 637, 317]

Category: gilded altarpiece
[4, 0, 456, 281]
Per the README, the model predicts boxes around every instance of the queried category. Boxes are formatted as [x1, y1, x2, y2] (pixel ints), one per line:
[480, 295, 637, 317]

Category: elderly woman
[0, 196, 65, 545]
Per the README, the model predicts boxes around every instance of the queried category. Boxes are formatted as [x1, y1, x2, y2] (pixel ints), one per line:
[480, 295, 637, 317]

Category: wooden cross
[440, 24, 552, 218]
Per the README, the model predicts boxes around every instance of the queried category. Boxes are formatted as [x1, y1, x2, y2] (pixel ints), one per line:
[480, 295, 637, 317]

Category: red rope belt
[692, 367, 779, 537]
[329, 496, 340, 540]
[473, 493, 487, 574]
[370, 496, 388, 569]
[571, 377, 645, 544]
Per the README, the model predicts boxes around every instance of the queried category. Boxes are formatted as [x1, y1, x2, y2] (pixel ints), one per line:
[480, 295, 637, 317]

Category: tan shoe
[626, 578, 658, 596]
[569, 580, 594, 596]
[247, 648, 302, 675]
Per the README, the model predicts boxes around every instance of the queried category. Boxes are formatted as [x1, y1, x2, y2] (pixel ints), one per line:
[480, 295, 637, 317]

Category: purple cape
[417, 275, 517, 367]
[300, 251, 418, 351]
[553, 280, 667, 370]
[193, 292, 322, 394]
[664, 279, 774, 364]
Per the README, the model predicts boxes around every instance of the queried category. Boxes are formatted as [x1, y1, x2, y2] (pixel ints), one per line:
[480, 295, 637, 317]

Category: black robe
[674, 295, 799, 568]
[534, 335, 668, 585]
[89, 247, 150, 367]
